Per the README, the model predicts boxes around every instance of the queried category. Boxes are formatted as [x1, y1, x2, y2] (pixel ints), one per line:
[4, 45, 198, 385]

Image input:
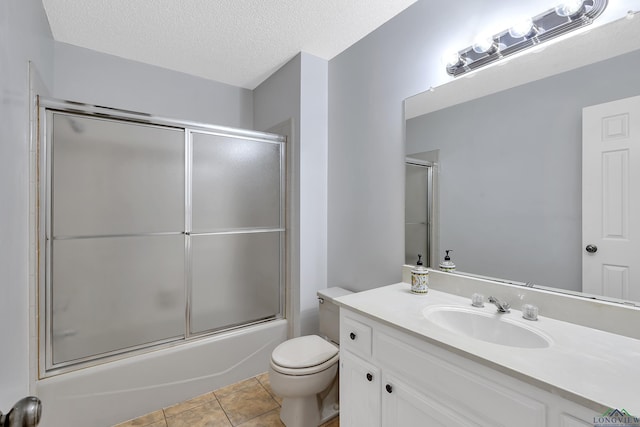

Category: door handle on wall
[0, 396, 42, 427]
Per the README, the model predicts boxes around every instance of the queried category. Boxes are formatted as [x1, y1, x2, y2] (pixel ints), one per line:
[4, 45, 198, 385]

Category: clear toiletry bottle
[439, 250, 456, 272]
[411, 254, 429, 294]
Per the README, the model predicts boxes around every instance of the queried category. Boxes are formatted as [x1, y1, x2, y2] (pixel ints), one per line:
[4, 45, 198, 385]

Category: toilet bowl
[269, 287, 352, 427]
[269, 335, 339, 426]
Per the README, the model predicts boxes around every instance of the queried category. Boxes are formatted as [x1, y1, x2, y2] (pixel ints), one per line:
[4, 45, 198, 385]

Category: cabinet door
[340, 351, 381, 427]
[382, 373, 478, 427]
[376, 330, 546, 427]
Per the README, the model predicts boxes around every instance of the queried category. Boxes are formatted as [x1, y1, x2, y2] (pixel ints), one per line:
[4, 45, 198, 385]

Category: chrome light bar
[446, 0, 608, 77]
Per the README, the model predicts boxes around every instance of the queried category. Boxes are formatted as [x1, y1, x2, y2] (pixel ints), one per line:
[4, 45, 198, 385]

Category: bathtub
[36, 319, 287, 427]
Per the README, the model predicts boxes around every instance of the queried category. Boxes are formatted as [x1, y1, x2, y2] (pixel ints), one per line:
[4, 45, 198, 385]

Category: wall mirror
[404, 14, 640, 305]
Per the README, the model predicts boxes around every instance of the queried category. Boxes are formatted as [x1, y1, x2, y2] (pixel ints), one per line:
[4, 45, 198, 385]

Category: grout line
[120, 373, 280, 427]
[161, 408, 168, 427]
[217, 397, 235, 427]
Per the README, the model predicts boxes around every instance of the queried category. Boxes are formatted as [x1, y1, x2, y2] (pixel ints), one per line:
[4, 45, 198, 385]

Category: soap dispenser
[410, 254, 429, 294]
[439, 250, 456, 272]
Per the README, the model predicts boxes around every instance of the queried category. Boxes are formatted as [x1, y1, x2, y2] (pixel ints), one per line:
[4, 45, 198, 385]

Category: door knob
[586, 244, 598, 253]
[366, 373, 373, 382]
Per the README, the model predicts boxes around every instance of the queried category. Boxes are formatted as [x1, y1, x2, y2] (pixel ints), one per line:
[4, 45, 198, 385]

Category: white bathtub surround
[402, 266, 640, 340]
[336, 283, 640, 417]
[36, 320, 286, 427]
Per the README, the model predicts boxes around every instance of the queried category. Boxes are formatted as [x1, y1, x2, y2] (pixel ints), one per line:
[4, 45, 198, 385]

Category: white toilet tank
[317, 287, 353, 344]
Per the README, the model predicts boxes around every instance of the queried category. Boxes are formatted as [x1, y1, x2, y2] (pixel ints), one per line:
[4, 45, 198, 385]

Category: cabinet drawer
[341, 312, 372, 358]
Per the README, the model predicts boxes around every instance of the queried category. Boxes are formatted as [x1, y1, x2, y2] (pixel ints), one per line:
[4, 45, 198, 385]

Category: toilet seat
[271, 335, 339, 376]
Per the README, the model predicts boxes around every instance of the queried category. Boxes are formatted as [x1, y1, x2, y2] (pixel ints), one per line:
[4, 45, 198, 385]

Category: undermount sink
[422, 305, 552, 349]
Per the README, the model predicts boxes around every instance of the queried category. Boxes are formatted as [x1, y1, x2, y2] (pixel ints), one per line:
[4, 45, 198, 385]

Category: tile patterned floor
[114, 373, 340, 427]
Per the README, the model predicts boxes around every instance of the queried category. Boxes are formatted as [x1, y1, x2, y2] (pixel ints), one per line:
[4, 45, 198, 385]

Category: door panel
[582, 95, 640, 300]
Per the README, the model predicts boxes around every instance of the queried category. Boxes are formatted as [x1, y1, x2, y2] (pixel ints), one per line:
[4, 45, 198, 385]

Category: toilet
[269, 287, 353, 427]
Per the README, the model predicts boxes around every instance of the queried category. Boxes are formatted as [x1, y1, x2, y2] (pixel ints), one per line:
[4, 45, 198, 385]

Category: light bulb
[555, 0, 585, 17]
[509, 18, 536, 38]
[443, 52, 463, 68]
[472, 36, 496, 54]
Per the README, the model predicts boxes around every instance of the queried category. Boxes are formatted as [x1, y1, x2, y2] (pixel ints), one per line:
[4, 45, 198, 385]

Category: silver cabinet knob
[586, 244, 598, 253]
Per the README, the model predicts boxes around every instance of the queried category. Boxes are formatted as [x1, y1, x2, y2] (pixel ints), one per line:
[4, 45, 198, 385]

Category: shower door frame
[405, 158, 436, 267]
[37, 97, 287, 377]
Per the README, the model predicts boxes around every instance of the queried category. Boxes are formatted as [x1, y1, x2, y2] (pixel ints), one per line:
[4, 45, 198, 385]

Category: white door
[582, 95, 640, 301]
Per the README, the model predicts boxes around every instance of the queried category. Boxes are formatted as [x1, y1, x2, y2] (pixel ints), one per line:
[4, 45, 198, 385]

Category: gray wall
[406, 50, 640, 291]
[328, 1, 438, 291]
[53, 42, 253, 128]
[0, 0, 53, 407]
[327, 0, 517, 291]
[254, 52, 329, 336]
[254, 54, 303, 337]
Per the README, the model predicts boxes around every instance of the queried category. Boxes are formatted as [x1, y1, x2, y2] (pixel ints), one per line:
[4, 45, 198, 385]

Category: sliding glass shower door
[189, 132, 284, 335]
[49, 114, 186, 366]
[41, 99, 285, 375]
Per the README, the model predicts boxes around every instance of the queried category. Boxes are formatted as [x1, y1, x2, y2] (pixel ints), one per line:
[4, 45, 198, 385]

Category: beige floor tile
[163, 392, 217, 418]
[217, 380, 280, 426]
[165, 400, 232, 427]
[320, 416, 339, 427]
[214, 377, 261, 399]
[235, 409, 284, 427]
[114, 374, 306, 427]
[254, 373, 269, 388]
[114, 409, 166, 427]
[255, 373, 283, 405]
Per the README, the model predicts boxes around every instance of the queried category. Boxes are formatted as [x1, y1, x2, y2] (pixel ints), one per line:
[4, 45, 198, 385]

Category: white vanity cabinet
[340, 308, 599, 427]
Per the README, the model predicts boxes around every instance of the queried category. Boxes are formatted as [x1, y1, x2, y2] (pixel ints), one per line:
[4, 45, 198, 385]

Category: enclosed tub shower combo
[35, 97, 288, 426]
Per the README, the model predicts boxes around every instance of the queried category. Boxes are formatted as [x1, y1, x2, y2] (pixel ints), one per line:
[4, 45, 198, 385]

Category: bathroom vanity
[335, 274, 640, 427]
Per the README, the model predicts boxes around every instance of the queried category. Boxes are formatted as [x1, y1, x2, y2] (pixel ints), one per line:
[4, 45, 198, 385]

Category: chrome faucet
[488, 296, 510, 313]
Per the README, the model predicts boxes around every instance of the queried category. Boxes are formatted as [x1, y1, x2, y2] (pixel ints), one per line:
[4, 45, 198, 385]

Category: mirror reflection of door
[405, 160, 432, 266]
[582, 95, 640, 301]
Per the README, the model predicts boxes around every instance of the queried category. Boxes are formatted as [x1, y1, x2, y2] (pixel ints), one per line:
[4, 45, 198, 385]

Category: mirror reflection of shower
[405, 157, 435, 267]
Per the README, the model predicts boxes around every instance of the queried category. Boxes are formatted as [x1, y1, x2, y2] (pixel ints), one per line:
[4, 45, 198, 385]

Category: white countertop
[335, 283, 640, 414]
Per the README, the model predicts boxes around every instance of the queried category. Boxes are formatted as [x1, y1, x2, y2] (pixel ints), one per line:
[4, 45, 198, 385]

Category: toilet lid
[272, 335, 338, 369]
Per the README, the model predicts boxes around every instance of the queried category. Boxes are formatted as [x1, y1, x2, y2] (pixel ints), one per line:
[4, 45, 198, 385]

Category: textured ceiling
[41, 0, 418, 89]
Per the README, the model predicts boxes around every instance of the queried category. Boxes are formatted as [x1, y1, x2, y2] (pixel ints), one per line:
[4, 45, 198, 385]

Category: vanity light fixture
[446, 0, 608, 77]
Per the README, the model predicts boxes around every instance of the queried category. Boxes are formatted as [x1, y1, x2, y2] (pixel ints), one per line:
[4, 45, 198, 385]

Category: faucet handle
[471, 293, 484, 307]
[522, 304, 539, 321]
